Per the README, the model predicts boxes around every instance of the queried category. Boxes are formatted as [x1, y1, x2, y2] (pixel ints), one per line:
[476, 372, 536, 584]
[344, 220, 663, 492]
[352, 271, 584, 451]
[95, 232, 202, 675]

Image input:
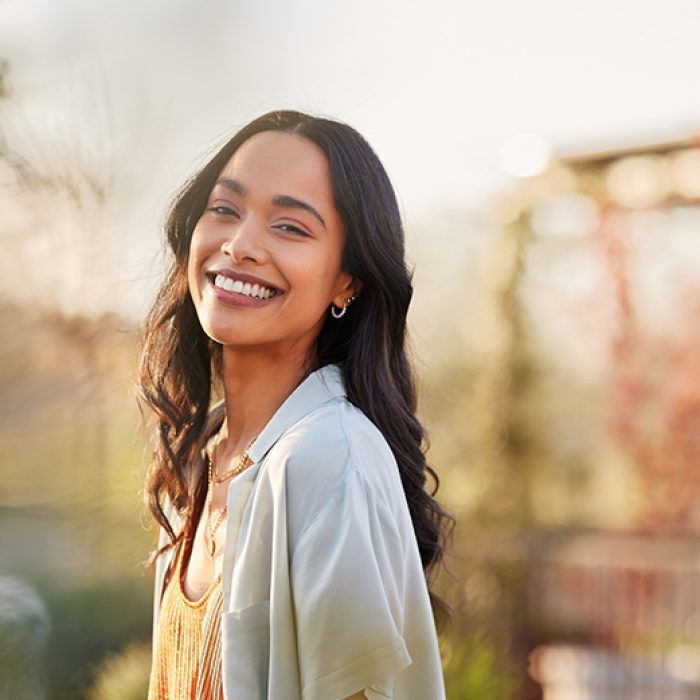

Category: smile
[213, 274, 279, 300]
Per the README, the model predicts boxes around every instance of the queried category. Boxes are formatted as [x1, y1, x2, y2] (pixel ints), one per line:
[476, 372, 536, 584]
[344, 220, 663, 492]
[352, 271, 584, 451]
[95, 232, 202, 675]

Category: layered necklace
[205, 431, 256, 557]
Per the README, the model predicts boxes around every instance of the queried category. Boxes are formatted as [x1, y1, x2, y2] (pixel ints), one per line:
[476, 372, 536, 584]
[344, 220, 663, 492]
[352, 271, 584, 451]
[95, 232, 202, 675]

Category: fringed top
[148, 537, 224, 700]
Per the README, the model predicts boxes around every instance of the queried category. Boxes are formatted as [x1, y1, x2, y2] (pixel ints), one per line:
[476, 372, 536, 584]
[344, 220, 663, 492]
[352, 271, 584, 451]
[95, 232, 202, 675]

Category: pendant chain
[205, 431, 256, 557]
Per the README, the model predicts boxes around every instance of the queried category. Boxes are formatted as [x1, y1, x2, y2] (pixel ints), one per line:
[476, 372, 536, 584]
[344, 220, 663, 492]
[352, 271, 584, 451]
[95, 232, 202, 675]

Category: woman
[140, 110, 453, 700]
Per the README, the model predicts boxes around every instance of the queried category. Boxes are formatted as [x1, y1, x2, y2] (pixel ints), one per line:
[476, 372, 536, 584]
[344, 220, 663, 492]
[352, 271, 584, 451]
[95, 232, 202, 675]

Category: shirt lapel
[247, 364, 346, 464]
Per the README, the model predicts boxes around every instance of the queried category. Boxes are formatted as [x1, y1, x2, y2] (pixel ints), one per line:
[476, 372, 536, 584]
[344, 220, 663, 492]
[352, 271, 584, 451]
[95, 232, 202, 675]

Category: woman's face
[187, 130, 357, 360]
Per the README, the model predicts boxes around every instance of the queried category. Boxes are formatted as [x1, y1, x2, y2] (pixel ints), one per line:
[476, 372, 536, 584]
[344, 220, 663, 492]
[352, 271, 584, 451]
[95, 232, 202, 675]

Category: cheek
[288, 252, 342, 303]
[186, 233, 204, 296]
[188, 225, 204, 258]
[318, 254, 346, 296]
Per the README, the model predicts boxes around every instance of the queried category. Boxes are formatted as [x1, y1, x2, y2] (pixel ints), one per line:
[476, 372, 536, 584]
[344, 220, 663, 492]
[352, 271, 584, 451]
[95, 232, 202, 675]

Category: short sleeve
[291, 468, 412, 700]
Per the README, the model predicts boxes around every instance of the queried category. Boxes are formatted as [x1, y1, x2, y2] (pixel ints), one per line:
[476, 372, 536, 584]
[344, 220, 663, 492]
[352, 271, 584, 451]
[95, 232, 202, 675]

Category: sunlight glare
[499, 133, 552, 178]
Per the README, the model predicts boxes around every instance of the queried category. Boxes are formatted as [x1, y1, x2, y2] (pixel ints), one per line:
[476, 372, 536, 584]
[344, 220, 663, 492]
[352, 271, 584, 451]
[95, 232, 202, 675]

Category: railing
[525, 533, 700, 699]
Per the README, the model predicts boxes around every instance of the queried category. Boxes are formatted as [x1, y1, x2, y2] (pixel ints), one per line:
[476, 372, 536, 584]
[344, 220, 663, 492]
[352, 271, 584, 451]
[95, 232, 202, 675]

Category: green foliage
[0, 576, 50, 699]
[86, 642, 151, 700]
[38, 577, 152, 700]
[444, 634, 518, 700]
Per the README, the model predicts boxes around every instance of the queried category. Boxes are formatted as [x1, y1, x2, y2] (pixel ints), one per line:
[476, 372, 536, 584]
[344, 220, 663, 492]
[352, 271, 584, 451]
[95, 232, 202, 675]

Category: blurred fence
[452, 530, 700, 699]
[528, 532, 700, 698]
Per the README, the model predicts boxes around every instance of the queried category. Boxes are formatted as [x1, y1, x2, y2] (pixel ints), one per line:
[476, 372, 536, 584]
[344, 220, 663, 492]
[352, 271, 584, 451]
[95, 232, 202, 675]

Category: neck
[217, 344, 317, 458]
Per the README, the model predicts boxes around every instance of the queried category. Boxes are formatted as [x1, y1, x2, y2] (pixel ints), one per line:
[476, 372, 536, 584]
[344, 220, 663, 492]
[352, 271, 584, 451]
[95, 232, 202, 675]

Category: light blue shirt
[152, 363, 446, 700]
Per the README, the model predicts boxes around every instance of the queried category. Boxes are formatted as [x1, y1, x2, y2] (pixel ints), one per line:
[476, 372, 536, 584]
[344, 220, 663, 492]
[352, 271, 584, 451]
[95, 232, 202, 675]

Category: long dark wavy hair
[139, 110, 455, 630]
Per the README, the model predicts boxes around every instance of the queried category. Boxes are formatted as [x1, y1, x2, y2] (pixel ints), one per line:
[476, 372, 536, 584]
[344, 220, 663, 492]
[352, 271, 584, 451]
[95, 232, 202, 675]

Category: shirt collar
[200, 363, 346, 465]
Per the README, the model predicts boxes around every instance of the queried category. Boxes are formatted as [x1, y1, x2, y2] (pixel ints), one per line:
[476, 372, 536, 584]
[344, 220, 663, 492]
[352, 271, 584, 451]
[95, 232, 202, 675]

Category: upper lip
[207, 269, 282, 292]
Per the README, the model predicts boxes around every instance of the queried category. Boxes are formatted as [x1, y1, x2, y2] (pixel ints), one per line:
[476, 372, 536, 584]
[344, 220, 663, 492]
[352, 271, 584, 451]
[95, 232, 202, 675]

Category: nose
[220, 216, 267, 264]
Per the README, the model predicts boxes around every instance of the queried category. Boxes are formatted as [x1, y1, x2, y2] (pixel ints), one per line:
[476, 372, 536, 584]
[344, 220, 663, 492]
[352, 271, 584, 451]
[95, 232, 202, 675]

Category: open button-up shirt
[151, 364, 446, 700]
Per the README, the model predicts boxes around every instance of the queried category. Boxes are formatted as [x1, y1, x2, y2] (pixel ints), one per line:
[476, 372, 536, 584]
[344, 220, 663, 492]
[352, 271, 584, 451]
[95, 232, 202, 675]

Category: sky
[0, 0, 699, 322]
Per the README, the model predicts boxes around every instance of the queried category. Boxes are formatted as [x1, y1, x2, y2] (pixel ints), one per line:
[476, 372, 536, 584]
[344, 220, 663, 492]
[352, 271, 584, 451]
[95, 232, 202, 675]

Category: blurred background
[1, 1, 700, 698]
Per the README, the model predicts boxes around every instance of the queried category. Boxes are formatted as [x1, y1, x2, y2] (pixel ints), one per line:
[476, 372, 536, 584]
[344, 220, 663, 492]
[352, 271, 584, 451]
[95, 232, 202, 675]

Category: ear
[332, 273, 363, 309]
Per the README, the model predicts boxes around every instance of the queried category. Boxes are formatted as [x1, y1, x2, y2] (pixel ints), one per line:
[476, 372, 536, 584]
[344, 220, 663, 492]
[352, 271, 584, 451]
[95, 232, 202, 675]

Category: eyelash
[275, 223, 310, 237]
[207, 205, 239, 217]
[207, 206, 310, 238]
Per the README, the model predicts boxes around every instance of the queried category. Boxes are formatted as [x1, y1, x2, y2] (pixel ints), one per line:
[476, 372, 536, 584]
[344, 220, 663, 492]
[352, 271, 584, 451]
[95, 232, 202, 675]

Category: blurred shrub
[0, 575, 49, 699]
[444, 633, 518, 700]
[436, 529, 542, 700]
[86, 642, 151, 700]
[38, 576, 152, 699]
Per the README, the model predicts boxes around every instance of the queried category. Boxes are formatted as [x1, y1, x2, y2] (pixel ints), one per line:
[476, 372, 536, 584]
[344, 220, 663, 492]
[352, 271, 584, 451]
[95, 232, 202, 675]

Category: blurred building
[494, 133, 700, 698]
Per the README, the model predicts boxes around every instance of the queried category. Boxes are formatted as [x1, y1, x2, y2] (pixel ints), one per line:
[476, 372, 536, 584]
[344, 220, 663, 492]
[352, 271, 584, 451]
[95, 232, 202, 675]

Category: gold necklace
[211, 433, 257, 483]
[205, 432, 256, 557]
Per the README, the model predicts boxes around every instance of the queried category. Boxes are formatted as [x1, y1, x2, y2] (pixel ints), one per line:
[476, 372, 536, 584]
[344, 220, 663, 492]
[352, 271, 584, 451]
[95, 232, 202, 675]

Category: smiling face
[187, 130, 359, 363]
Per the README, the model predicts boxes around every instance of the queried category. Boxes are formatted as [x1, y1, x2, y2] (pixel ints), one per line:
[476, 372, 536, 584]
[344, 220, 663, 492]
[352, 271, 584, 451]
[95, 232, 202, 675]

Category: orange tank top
[148, 538, 224, 700]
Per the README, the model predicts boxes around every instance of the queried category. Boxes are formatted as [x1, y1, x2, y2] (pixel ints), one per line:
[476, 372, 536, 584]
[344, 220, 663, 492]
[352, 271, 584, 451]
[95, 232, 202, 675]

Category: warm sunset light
[2, 1, 700, 698]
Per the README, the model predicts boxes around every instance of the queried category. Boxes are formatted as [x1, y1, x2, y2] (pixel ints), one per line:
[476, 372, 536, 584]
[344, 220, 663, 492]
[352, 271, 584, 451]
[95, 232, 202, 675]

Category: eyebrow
[215, 178, 326, 229]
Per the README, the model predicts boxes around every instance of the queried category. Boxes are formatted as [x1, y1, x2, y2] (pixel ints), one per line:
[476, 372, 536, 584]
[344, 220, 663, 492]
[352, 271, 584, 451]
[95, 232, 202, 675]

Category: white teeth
[213, 274, 276, 299]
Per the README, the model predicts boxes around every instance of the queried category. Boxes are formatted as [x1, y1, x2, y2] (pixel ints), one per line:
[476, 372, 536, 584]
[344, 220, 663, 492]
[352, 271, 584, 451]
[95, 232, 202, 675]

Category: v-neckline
[177, 534, 222, 607]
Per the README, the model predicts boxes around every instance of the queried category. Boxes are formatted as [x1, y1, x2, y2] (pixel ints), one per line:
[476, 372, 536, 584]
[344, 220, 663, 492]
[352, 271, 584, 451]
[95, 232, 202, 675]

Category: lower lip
[207, 278, 280, 307]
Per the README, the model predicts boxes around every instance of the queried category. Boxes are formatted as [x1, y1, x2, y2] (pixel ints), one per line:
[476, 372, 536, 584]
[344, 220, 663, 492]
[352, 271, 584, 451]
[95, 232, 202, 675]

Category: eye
[207, 204, 240, 217]
[274, 222, 311, 237]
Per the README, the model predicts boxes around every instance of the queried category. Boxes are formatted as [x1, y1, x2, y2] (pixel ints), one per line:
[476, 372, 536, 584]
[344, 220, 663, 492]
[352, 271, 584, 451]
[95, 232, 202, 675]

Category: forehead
[218, 131, 333, 202]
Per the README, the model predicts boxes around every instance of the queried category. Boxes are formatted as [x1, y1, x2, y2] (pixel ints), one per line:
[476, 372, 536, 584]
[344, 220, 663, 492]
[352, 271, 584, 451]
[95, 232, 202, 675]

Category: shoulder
[264, 396, 405, 543]
[275, 396, 400, 494]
